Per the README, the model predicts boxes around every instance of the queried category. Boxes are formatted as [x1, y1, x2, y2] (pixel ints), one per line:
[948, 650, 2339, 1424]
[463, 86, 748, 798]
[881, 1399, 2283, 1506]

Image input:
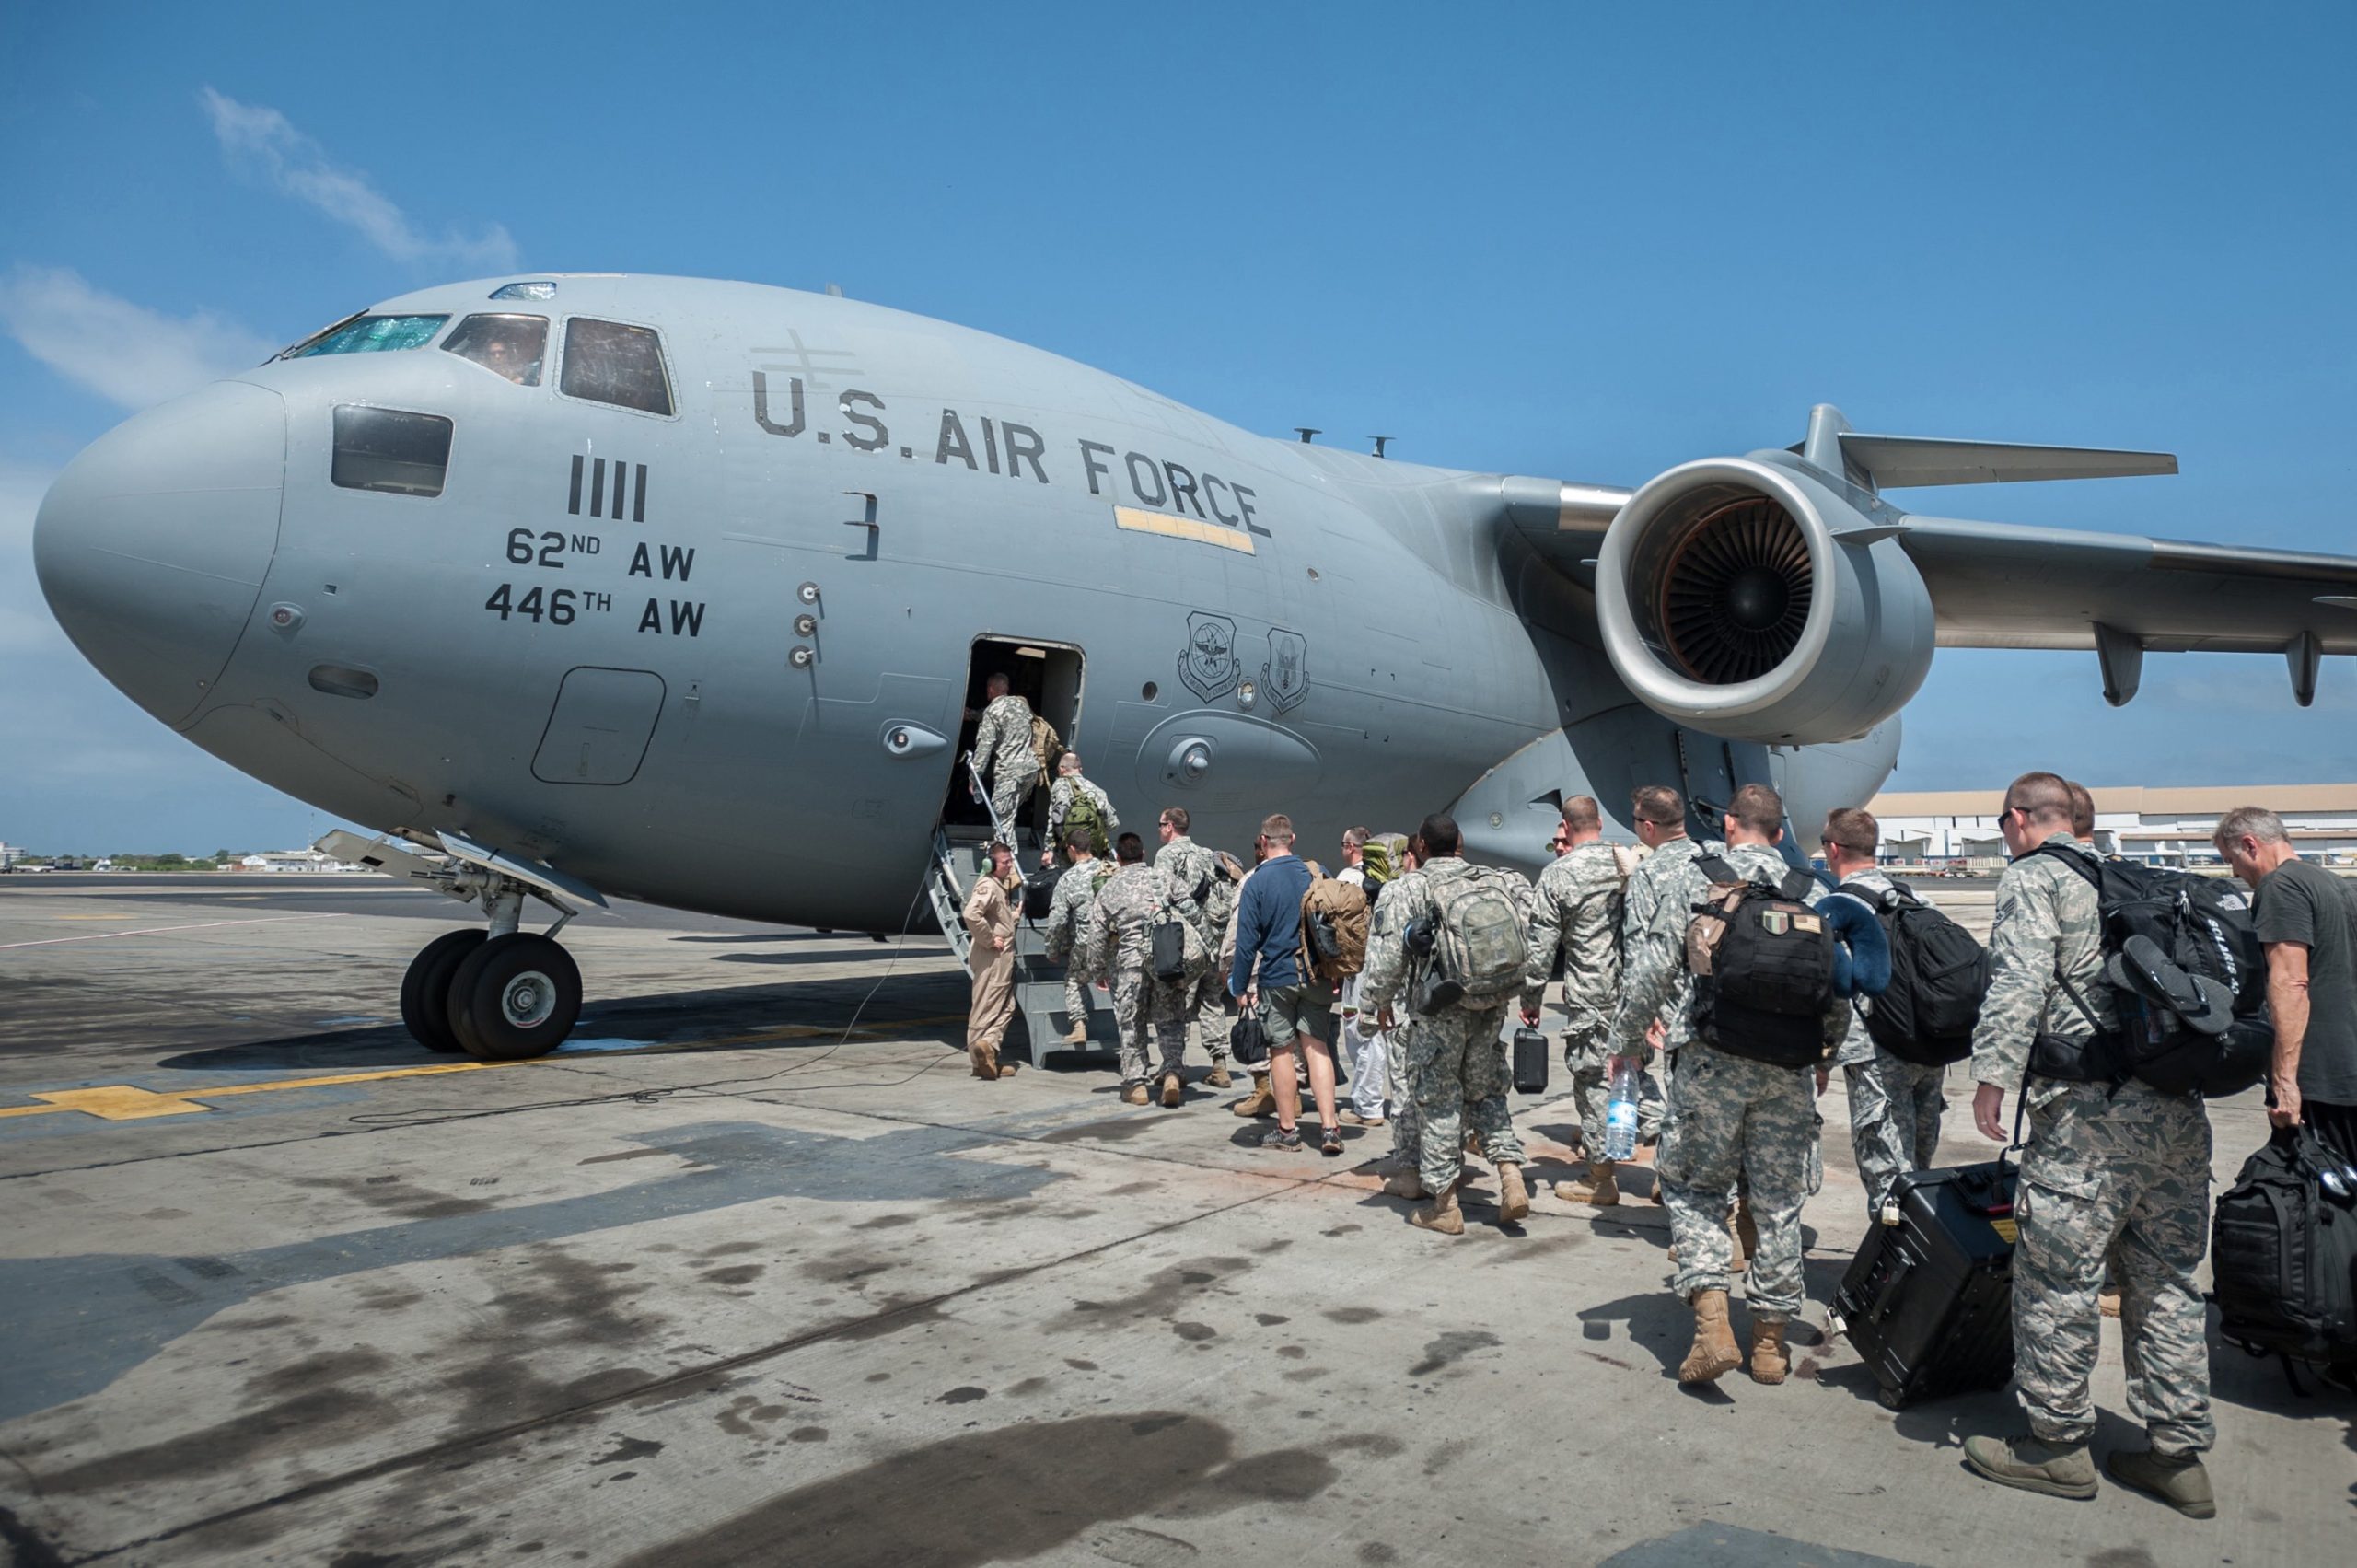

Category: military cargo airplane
[32, 273, 2357, 1059]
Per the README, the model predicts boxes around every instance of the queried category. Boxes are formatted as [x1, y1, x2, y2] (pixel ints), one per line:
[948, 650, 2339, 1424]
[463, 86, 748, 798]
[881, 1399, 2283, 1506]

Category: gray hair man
[2216, 806, 2357, 1159]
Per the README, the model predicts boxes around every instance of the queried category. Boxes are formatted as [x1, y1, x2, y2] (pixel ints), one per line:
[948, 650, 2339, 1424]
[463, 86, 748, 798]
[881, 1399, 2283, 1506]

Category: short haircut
[1822, 807, 1879, 858]
[1065, 827, 1094, 853]
[2066, 780, 2095, 839]
[1058, 752, 1082, 775]
[1416, 813, 1462, 857]
[2214, 806, 2289, 850]
[1159, 807, 1190, 834]
[1631, 784, 1685, 827]
[1260, 813, 1295, 845]
[1562, 795, 1601, 833]
[1115, 831, 1145, 864]
[2003, 772, 2074, 828]
[986, 672, 1009, 692]
[1728, 783, 1784, 835]
[1342, 825, 1370, 850]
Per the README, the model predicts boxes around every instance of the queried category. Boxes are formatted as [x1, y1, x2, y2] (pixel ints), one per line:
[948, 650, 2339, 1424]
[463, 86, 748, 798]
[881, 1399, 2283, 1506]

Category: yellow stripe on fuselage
[1113, 506, 1256, 554]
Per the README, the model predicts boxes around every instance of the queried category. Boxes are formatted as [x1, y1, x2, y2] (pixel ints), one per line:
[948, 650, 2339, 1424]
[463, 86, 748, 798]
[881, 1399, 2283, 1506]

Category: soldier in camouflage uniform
[1087, 832, 1187, 1106]
[1961, 773, 2215, 1517]
[1612, 784, 1842, 1388]
[1155, 807, 1234, 1088]
[1360, 813, 1531, 1236]
[1819, 807, 1947, 1225]
[968, 674, 1040, 844]
[1043, 752, 1118, 867]
[1042, 829, 1113, 1046]
[1521, 795, 1645, 1204]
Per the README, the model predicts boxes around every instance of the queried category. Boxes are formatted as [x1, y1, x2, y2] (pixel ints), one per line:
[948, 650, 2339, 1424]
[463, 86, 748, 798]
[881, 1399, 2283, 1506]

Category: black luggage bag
[1829, 1160, 2018, 1409]
[1511, 1028, 1549, 1095]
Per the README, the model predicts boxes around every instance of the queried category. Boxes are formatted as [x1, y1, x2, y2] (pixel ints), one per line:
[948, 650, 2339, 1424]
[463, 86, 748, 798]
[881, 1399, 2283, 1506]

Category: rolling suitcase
[1511, 1028, 1550, 1095]
[1828, 1160, 2017, 1409]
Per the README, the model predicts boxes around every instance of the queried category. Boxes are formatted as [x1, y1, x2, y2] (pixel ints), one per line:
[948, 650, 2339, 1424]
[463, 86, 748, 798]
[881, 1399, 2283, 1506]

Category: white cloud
[201, 87, 518, 273]
[0, 266, 278, 412]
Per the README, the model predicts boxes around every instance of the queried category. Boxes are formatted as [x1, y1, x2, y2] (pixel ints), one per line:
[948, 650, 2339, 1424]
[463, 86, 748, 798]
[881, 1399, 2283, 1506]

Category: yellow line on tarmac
[0, 1012, 968, 1123]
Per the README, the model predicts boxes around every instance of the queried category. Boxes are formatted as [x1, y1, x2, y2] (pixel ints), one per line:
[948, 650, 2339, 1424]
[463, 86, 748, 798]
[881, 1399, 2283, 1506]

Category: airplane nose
[33, 381, 287, 727]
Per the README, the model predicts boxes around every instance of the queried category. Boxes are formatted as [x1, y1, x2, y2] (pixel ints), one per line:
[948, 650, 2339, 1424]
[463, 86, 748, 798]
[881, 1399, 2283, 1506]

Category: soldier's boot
[1748, 1318, 1790, 1386]
[1553, 1160, 1620, 1207]
[2105, 1448, 2216, 1519]
[1231, 1073, 1276, 1117]
[1159, 1071, 1183, 1109]
[1409, 1187, 1465, 1236]
[1961, 1435, 2097, 1501]
[1381, 1170, 1427, 1201]
[1061, 1021, 1089, 1045]
[981, 1043, 1016, 1080]
[969, 1046, 995, 1080]
[1494, 1161, 1531, 1224]
[1120, 1083, 1150, 1106]
[1677, 1290, 1742, 1386]
[2097, 1290, 2122, 1318]
[1205, 1064, 1233, 1089]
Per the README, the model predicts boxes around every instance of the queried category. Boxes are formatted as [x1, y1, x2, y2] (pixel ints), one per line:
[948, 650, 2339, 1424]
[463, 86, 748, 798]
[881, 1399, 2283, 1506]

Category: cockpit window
[443, 314, 547, 385]
[560, 318, 673, 416]
[332, 406, 453, 497]
[282, 314, 449, 358]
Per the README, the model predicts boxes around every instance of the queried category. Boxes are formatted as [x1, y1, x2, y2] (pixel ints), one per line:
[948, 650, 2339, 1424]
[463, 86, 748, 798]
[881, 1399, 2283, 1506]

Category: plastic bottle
[1603, 1054, 1641, 1162]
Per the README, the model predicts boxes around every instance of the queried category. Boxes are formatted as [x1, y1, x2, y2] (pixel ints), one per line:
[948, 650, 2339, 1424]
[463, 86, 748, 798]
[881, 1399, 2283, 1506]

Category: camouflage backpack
[1063, 784, 1109, 857]
[1421, 865, 1530, 1008]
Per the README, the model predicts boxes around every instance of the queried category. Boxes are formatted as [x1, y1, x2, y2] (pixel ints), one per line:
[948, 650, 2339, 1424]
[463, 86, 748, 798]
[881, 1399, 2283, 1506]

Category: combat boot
[1409, 1187, 1465, 1236]
[1554, 1160, 1620, 1207]
[1231, 1073, 1276, 1117]
[1494, 1160, 1531, 1223]
[1060, 1022, 1089, 1045]
[1382, 1170, 1426, 1201]
[969, 1046, 995, 1080]
[1677, 1289, 1742, 1385]
[1748, 1318, 1789, 1385]
[1120, 1083, 1150, 1106]
[1159, 1071, 1183, 1108]
[2105, 1447, 2216, 1519]
[1205, 1064, 1233, 1089]
[1961, 1434, 2097, 1500]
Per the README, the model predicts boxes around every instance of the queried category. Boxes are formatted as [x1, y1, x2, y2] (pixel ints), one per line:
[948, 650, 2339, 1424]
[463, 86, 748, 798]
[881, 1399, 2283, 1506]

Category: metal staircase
[929, 753, 1117, 1065]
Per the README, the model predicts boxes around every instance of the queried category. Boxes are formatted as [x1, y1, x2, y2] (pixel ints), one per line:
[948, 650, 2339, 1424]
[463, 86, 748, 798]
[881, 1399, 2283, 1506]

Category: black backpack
[1689, 856, 1839, 1066]
[2211, 1124, 2357, 1391]
[2033, 846, 2271, 1098]
[1847, 881, 1989, 1066]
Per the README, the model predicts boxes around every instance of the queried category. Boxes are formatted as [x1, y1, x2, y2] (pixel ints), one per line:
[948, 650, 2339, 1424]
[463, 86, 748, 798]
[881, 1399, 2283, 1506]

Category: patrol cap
[2106, 933, 2233, 1036]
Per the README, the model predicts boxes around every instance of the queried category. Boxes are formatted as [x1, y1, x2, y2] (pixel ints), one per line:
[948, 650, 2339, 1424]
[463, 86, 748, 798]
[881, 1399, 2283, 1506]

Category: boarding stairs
[925, 753, 1117, 1064]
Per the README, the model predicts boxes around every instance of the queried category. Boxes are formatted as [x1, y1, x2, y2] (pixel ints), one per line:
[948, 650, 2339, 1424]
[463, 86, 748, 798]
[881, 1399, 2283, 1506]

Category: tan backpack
[1299, 870, 1371, 982]
[1029, 714, 1063, 787]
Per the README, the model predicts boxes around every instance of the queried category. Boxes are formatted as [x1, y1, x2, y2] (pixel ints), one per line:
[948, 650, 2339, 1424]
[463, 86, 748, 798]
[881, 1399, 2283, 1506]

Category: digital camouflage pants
[1657, 1041, 1817, 1321]
[1183, 969, 1229, 1066]
[1844, 1051, 1947, 1223]
[1111, 970, 1187, 1087]
[1564, 1021, 1664, 1157]
[1411, 1003, 1525, 1198]
[986, 767, 1036, 844]
[2015, 1081, 2213, 1455]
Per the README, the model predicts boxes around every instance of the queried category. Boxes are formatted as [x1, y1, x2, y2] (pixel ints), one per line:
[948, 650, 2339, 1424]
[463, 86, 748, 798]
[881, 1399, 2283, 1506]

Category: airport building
[228, 849, 366, 874]
[1867, 784, 2357, 867]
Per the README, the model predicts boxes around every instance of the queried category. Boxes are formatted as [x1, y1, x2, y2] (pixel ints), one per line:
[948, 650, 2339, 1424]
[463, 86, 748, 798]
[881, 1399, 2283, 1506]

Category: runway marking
[0, 914, 343, 950]
[0, 1013, 970, 1123]
[52, 914, 141, 921]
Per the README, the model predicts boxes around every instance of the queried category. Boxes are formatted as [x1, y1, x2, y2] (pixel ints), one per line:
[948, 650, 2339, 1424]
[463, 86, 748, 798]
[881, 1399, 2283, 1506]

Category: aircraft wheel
[449, 933, 582, 1061]
[401, 929, 488, 1053]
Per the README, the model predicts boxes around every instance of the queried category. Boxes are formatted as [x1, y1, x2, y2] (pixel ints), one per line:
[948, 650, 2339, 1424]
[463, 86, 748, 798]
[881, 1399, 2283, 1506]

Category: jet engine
[1594, 454, 1934, 745]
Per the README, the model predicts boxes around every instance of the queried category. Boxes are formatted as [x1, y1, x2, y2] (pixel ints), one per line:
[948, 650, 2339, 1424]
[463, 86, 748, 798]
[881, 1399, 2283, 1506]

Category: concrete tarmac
[0, 877, 2345, 1567]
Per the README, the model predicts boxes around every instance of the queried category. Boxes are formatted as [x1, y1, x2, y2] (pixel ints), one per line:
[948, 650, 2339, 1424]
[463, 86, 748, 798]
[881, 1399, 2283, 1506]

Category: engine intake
[1596, 455, 1934, 745]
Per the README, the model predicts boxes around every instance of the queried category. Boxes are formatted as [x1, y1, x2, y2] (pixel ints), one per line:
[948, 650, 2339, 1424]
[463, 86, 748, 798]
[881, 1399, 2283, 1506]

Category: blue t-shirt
[1229, 854, 1312, 996]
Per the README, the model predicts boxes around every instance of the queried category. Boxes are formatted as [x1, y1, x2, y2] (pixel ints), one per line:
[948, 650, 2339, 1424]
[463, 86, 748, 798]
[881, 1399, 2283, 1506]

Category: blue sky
[2, 3, 2352, 853]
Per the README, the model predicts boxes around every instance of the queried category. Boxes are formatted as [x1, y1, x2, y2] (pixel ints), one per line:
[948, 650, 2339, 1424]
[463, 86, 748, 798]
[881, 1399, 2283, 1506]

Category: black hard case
[1829, 1160, 2018, 1408]
[1511, 1028, 1550, 1095]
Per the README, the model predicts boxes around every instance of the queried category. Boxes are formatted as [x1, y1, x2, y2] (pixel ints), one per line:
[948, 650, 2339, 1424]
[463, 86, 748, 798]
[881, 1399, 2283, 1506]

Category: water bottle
[1603, 1054, 1641, 1162]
